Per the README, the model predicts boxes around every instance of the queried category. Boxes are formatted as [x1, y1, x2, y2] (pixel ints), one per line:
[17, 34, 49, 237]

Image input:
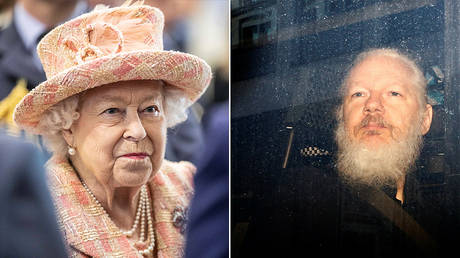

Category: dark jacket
[0, 133, 68, 257]
[236, 165, 459, 258]
[0, 20, 46, 100]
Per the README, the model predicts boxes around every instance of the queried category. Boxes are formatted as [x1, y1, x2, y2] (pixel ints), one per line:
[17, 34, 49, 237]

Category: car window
[231, 1, 460, 257]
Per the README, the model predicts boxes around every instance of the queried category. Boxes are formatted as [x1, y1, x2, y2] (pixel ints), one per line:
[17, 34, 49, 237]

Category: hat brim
[13, 50, 212, 134]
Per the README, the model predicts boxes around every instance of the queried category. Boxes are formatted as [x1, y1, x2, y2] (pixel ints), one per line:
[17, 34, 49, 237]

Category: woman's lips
[121, 153, 149, 160]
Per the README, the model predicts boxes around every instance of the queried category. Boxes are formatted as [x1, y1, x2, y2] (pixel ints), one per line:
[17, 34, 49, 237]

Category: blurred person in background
[143, 0, 197, 52]
[0, 132, 67, 257]
[0, 0, 88, 130]
[13, 1, 212, 256]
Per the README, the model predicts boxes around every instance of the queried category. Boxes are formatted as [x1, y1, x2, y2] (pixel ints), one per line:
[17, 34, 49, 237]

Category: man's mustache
[356, 115, 393, 132]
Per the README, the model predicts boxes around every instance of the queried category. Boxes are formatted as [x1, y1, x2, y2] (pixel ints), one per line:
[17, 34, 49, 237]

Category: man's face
[342, 55, 431, 148]
[336, 54, 433, 186]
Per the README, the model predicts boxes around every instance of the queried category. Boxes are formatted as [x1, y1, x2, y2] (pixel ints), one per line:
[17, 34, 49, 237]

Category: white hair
[38, 82, 190, 158]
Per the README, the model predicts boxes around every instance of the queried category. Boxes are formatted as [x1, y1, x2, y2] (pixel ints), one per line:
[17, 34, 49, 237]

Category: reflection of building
[302, 0, 396, 21]
[231, 0, 271, 9]
[232, 0, 405, 49]
[232, 1, 460, 257]
[231, 0, 276, 48]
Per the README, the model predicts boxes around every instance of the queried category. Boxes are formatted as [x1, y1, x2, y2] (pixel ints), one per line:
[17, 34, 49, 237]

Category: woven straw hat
[13, 0, 212, 134]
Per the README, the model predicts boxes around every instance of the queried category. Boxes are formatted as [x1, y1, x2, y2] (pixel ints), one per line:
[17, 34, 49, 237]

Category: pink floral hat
[13, 0, 212, 134]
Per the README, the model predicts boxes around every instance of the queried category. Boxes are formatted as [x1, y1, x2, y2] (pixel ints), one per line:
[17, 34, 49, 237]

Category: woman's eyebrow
[91, 92, 162, 104]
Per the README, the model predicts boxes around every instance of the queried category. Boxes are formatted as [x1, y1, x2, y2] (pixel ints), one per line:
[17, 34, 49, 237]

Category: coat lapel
[47, 157, 195, 258]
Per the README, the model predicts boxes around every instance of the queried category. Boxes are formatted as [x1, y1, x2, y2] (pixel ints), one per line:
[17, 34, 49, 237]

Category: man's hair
[338, 48, 428, 110]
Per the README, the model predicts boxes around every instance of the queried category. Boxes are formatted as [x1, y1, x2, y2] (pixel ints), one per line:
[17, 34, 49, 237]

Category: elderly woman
[13, 1, 211, 257]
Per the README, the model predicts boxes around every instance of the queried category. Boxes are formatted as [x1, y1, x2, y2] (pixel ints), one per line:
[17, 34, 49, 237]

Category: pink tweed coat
[46, 156, 196, 257]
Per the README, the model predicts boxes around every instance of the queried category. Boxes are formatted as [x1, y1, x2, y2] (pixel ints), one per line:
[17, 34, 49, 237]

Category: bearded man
[237, 49, 458, 258]
[331, 49, 460, 258]
[335, 48, 433, 203]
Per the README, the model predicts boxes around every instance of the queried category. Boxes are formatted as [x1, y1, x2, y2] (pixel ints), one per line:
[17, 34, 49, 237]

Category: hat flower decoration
[14, 0, 212, 133]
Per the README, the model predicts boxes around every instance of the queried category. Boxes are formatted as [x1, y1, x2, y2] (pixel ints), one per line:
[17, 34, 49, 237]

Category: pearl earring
[68, 146, 76, 156]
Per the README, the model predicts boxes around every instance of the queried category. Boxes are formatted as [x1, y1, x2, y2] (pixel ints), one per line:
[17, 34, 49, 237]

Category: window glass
[231, 0, 460, 257]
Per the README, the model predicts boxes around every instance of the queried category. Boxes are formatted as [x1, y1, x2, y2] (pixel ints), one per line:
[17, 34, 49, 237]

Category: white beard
[335, 115, 423, 187]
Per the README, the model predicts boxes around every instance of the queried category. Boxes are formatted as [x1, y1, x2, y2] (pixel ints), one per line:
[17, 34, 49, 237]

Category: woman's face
[64, 80, 166, 188]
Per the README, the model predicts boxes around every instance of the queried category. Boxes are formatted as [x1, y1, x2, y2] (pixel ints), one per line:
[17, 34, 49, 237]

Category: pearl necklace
[81, 182, 155, 256]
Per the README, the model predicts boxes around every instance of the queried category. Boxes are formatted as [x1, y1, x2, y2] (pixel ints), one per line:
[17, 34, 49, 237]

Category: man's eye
[351, 92, 363, 97]
[102, 108, 120, 114]
[390, 91, 401, 96]
[144, 105, 160, 116]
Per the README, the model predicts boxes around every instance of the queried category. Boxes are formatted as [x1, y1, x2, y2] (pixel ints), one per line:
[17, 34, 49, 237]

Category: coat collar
[46, 157, 195, 257]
